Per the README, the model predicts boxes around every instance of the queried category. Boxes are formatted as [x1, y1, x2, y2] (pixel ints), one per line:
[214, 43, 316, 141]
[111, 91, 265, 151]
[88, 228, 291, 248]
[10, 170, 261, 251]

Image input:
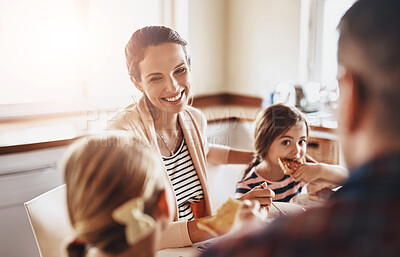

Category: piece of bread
[278, 157, 305, 175]
[197, 198, 243, 236]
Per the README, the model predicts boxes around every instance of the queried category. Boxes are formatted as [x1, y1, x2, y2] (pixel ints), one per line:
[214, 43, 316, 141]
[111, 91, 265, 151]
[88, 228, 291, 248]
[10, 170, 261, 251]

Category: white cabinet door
[0, 146, 68, 257]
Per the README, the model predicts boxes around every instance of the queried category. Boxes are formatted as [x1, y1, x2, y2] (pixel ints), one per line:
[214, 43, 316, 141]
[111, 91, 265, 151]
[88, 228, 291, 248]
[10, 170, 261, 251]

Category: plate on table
[290, 193, 326, 209]
[268, 201, 305, 219]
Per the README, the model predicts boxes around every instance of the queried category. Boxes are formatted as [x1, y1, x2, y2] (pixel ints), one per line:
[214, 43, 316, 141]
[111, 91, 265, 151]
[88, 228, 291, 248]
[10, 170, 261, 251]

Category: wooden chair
[24, 185, 75, 257]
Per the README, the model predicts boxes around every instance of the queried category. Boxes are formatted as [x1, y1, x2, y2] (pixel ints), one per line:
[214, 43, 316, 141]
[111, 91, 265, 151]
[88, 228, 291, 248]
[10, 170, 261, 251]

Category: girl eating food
[235, 104, 348, 202]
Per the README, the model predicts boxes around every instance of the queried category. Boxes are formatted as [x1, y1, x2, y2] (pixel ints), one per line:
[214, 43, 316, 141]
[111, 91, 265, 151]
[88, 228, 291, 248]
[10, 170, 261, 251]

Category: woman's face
[265, 122, 308, 168]
[135, 43, 191, 114]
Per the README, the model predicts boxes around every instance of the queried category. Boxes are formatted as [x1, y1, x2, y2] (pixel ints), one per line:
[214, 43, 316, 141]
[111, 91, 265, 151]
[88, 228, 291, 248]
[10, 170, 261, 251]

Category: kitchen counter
[0, 94, 338, 153]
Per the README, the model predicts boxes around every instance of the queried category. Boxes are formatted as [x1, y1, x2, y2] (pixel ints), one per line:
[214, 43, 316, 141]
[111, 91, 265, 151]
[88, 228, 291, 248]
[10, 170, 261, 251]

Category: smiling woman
[133, 43, 191, 116]
[108, 25, 260, 249]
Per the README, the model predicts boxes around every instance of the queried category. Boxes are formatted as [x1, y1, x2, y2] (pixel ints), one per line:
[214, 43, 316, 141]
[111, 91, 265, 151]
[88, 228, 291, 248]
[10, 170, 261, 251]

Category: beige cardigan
[108, 97, 231, 248]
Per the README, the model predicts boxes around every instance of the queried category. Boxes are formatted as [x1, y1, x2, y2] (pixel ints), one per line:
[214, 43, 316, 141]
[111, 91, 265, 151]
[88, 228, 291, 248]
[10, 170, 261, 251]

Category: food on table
[197, 198, 243, 236]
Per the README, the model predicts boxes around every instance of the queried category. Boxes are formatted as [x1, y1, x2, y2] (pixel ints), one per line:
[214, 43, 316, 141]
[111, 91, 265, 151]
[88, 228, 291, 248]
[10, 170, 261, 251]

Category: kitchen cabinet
[0, 146, 68, 257]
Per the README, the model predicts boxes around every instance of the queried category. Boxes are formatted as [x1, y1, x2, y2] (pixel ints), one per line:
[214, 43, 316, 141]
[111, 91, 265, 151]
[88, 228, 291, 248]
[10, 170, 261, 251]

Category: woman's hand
[239, 182, 275, 209]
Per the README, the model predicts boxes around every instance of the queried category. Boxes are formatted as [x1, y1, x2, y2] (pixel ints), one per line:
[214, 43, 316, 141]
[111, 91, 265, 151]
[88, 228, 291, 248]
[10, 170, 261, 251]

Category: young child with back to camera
[235, 104, 348, 203]
[63, 133, 176, 257]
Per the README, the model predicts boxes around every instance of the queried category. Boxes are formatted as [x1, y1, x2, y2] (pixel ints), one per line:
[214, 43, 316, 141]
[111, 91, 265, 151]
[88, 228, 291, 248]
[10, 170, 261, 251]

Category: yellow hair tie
[112, 197, 155, 245]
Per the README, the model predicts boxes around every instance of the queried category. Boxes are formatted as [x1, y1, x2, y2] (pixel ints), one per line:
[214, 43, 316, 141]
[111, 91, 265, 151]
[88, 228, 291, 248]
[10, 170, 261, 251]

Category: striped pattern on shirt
[235, 167, 305, 202]
[162, 137, 204, 221]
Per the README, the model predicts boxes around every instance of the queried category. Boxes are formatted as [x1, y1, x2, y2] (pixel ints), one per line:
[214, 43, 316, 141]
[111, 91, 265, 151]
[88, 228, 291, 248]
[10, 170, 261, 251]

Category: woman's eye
[174, 67, 186, 74]
[282, 140, 290, 146]
[150, 77, 162, 82]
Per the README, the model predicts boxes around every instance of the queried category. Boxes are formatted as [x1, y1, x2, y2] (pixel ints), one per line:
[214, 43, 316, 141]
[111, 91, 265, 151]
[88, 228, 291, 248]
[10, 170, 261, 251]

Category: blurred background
[0, 0, 355, 145]
[0, 1, 355, 256]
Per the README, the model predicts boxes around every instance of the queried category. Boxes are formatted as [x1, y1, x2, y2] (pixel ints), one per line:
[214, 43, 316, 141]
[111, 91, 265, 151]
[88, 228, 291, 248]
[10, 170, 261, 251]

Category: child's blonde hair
[63, 132, 164, 257]
[244, 104, 309, 175]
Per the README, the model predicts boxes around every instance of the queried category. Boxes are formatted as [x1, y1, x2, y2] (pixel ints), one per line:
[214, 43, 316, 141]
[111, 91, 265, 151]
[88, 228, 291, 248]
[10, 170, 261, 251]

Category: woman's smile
[162, 89, 185, 103]
[137, 43, 191, 114]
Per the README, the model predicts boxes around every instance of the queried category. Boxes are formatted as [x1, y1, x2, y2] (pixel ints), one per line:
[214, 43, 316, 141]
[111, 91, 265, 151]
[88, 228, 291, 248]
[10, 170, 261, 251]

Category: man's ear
[130, 76, 143, 92]
[342, 69, 365, 132]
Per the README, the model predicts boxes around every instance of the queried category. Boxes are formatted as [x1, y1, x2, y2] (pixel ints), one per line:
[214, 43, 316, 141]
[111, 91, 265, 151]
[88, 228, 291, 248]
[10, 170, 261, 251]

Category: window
[0, 0, 178, 146]
[320, 0, 356, 85]
[300, 0, 355, 84]
[0, 0, 161, 117]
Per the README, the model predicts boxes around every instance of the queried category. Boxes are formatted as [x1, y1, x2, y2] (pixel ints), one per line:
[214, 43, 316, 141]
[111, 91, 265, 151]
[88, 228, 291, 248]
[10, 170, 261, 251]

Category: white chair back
[24, 185, 75, 257]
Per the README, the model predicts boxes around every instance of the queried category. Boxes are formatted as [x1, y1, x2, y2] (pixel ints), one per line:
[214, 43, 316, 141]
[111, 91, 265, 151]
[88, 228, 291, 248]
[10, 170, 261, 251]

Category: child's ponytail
[243, 155, 262, 176]
[66, 238, 87, 257]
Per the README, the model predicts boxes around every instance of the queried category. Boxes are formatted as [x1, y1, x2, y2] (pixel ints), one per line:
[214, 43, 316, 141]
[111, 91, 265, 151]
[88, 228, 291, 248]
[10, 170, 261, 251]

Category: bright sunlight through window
[320, 0, 356, 85]
[0, 0, 159, 108]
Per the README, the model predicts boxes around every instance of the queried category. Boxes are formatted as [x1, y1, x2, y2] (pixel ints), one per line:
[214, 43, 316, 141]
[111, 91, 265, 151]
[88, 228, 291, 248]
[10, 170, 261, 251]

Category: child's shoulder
[241, 166, 261, 181]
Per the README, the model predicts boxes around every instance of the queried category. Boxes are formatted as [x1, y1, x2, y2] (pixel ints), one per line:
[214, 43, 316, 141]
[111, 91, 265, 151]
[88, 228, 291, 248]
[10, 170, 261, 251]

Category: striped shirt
[162, 137, 204, 221]
[235, 167, 305, 202]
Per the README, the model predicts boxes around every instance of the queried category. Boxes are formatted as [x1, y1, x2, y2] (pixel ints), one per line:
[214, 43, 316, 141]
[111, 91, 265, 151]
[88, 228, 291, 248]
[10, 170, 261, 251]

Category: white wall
[226, 0, 301, 98]
[187, 0, 301, 98]
[187, 0, 228, 96]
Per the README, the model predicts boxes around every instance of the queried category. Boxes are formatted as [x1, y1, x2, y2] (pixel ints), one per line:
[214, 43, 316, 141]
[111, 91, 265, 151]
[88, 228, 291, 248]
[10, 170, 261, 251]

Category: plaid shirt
[201, 154, 400, 257]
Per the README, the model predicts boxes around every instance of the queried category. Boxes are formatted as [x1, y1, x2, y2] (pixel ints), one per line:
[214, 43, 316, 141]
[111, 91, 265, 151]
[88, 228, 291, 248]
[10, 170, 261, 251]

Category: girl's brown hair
[63, 132, 164, 257]
[244, 104, 309, 176]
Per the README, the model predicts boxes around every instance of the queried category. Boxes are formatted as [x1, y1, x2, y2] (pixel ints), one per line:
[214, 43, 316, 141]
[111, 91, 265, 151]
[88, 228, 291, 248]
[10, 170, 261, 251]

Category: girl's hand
[234, 200, 268, 226]
[291, 163, 321, 182]
[238, 200, 268, 222]
[239, 182, 275, 209]
[293, 162, 349, 185]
